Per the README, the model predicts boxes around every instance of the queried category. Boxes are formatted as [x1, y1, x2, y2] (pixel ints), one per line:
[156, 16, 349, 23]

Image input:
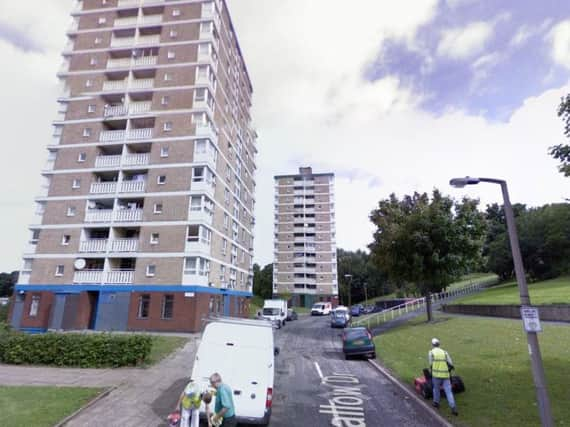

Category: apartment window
[223, 213, 229, 230]
[161, 96, 170, 106]
[98, 17, 107, 25]
[61, 235, 71, 246]
[29, 295, 40, 317]
[146, 264, 156, 277]
[85, 79, 93, 88]
[169, 29, 178, 38]
[55, 265, 65, 276]
[153, 203, 163, 214]
[157, 175, 166, 185]
[137, 294, 150, 319]
[167, 50, 176, 60]
[161, 295, 174, 319]
[164, 73, 173, 81]
[222, 238, 227, 256]
[72, 179, 81, 189]
[224, 188, 230, 205]
[90, 57, 98, 66]
[160, 146, 169, 157]
[87, 104, 96, 113]
[220, 265, 226, 279]
[77, 152, 87, 162]
[94, 37, 103, 45]
[30, 229, 40, 243]
[172, 9, 181, 16]
[66, 206, 76, 217]
[150, 233, 159, 244]
[163, 122, 173, 132]
[83, 128, 92, 137]
[226, 165, 231, 181]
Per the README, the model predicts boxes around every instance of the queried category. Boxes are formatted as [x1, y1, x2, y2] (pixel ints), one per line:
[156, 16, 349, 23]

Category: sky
[0, 0, 569, 272]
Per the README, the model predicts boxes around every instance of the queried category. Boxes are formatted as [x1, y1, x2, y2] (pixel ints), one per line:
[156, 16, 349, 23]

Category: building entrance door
[87, 291, 100, 330]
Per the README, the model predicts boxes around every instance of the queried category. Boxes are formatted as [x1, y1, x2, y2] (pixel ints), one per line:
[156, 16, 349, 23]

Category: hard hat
[431, 338, 440, 346]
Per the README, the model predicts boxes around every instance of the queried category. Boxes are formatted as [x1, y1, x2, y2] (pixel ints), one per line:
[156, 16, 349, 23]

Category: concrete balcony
[119, 180, 146, 193]
[127, 128, 153, 140]
[114, 208, 143, 222]
[191, 180, 215, 198]
[79, 239, 108, 253]
[140, 14, 163, 25]
[185, 240, 211, 255]
[118, 0, 139, 6]
[129, 101, 152, 114]
[130, 78, 154, 90]
[106, 270, 134, 284]
[137, 34, 161, 45]
[73, 270, 105, 284]
[85, 209, 113, 223]
[123, 153, 149, 166]
[90, 182, 117, 194]
[195, 123, 217, 141]
[142, 0, 165, 4]
[114, 16, 139, 27]
[133, 56, 158, 67]
[100, 129, 126, 142]
[104, 104, 128, 117]
[107, 57, 132, 69]
[188, 208, 214, 226]
[110, 238, 139, 252]
[110, 37, 135, 48]
[193, 149, 217, 170]
[95, 155, 122, 168]
[18, 271, 31, 285]
[182, 273, 209, 286]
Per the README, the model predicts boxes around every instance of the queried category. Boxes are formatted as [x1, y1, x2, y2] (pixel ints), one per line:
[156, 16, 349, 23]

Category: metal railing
[353, 278, 499, 329]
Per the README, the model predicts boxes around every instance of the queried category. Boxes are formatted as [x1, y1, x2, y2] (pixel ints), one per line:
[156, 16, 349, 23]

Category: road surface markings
[318, 372, 367, 426]
[314, 361, 324, 379]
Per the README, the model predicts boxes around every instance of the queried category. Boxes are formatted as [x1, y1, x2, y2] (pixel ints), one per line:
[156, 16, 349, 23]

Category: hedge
[0, 332, 152, 368]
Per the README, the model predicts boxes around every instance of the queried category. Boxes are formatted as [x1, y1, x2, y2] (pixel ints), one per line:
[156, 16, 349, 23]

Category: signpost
[521, 306, 542, 333]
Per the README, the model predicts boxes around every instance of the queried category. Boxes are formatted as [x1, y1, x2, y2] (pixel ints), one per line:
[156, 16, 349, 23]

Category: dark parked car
[331, 311, 349, 328]
[350, 305, 363, 317]
[342, 327, 376, 359]
[286, 308, 298, 321]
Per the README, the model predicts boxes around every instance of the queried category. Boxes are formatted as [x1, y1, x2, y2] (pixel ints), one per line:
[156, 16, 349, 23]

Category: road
[268, 315, 443, 427]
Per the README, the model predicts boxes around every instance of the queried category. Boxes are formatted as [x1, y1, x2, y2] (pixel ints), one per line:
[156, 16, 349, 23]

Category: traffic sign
[520, 306, 542, 333]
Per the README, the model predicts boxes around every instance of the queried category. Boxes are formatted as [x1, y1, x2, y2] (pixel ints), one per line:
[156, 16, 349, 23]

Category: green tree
[252, 263, 273, 300]
[550, 94, 570, 176]
[0, 271, 18, 297]
[369, 190, 486, 321]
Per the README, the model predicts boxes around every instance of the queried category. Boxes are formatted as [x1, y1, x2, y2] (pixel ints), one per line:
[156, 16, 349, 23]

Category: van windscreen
[263, 308, 280, 315]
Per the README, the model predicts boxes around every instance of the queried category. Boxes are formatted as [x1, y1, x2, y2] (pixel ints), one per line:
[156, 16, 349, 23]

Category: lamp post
[450, 176, 553, 427]
[363, 282, 368, 308]
[344, 274, 353, 308]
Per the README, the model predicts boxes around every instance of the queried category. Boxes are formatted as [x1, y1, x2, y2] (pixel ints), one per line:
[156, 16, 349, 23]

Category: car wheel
[369, 352, 376, 359]
[345, 354, 351, 360]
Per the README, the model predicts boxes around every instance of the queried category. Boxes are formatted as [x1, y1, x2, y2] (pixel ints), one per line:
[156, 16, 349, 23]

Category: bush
[0, 304, 8, 323]
[0, 332, 152, 368]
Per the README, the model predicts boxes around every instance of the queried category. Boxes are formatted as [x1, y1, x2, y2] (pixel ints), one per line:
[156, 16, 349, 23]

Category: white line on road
[314, 362, 324, 380]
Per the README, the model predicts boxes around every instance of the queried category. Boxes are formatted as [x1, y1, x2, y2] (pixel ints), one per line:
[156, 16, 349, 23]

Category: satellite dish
[74, 258, 86, 270]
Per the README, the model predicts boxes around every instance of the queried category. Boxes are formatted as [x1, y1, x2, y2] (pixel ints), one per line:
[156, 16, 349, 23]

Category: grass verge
[0, 386, 103, 427]
[453, 276, 570, 305]
[145, 336, 188, 366]
[374, 315, 570, 426]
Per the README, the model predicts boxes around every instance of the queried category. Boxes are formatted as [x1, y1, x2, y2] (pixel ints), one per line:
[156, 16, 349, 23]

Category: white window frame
[83, 128, 92, 137]
[98, 17, 107, 25]
[160, 146, 169, 157]
[161, 95, 169, 106]
[77, 152, 87, 162]
[167, 50, 176, 59]
[222, 238, 227, 256]
[163, 121, 173, 132]
[172, 9, 181, 16]
[164, 73, 173, 81]
[72, 179, 81, 189]
[94, 37, 103, 45]
[153, 203, 163, 214]
[66, 206, 76, 217]
[85, 79, 93, 88]
[150, 233, 159, 244]
[146, 264, 156, 277]
[61, 235, 71, 246]
[87, 104, 96, 113]
[90, 57, 98, 66]
[29, 295, 40, 317]
[169, 29, 178, 38]
[157, 175, 167, 185]
[55, 264, 65, 276]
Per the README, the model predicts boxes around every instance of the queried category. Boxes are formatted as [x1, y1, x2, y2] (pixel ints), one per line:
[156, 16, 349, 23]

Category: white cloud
[437, 21, 494, 60]
[510, 19, 553, 48]
[549, 20, 570, 69]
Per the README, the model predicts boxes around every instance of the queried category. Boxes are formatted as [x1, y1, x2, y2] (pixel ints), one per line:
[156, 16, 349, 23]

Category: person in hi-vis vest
[428, 338, 458, 416]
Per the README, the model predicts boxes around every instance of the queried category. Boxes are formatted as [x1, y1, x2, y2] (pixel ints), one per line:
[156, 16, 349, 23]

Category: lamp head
[449, 177, 480, 188]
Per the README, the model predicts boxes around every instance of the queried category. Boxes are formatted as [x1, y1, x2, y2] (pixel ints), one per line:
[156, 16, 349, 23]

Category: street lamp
[344, 274, 352, 308]
[450, 176, 553, 427]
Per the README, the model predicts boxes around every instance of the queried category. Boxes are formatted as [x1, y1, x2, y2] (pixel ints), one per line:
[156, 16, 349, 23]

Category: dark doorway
[87, 291, 100, 330]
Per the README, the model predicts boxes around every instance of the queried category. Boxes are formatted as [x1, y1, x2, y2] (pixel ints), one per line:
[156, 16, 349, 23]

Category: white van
[262, 299, 288, 328]
[311, 302, 332, 315]
[191, 317, 275, 425]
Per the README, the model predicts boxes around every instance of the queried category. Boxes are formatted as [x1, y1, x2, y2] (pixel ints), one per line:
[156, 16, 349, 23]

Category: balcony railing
[130, 78, 154, 89]
[133, 56, 158, 67]
[104, 104, 128, 117]
[195, 123, 217, 140]
[185, 240, 211, 255]
[140, 14, 163, 25]
[95, 155, 121, 168]
[110, 37, 135, 48]
[100, 129, 126, 142]
[194, 149, 217, 169]
[74, 270, 105, 284]
[85, 209, 113, 223]
[123, 153, 150, 166]
[90, 182, 117, 194]
[182, 273, 209, 286]
[102, 80, 128, 92]
[127, 128, 153, 140]
[119, 180, 146, 193]
[137, 34, 161, 45]
[118, 0, 139, 6]
[107, 270, 134, 284]
[188, 208, 214, 226]
[129, 101, 152, 114]
[110, 238, 138, 252]
[79, 239, 108, 253]
[107, 57, 132, 69]
[191, 180, 216, 197]
[114, 208, 143, 222]
[114, 16, 139, 27]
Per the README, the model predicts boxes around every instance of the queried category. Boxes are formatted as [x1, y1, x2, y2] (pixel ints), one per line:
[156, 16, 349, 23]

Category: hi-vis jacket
[428, 347, 454, 379]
